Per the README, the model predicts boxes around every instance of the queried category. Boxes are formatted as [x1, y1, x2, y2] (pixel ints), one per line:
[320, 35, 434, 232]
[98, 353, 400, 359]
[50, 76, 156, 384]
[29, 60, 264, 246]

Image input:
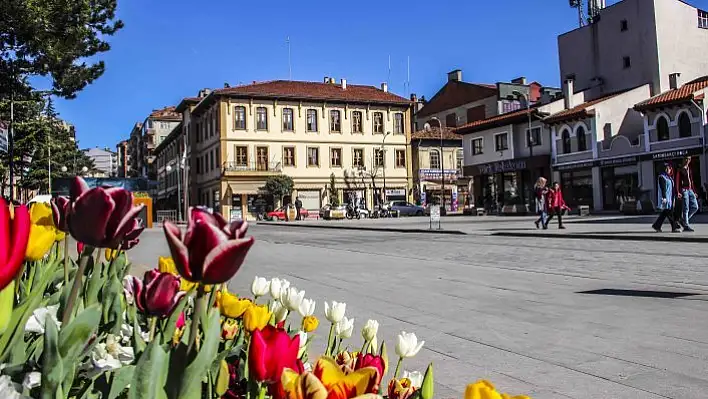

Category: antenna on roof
[569, 0, 585, 27]
[387, 55, 391, 86]
[406, 56, 411, 97]
[286, 36, 292, 80]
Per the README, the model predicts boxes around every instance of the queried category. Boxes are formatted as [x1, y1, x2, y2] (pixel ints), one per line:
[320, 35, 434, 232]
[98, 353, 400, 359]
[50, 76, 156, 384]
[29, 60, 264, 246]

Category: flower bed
[0, 177, 531, 399]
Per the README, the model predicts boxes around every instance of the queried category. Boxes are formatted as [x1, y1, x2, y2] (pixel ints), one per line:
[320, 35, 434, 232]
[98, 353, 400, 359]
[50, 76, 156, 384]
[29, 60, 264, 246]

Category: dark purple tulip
[67, 177, 144, 249]
[163, 207, 254, 284]
[121, 218, 145, 250]
[132, 270, 185, 317]
[50, 196, 70, 232]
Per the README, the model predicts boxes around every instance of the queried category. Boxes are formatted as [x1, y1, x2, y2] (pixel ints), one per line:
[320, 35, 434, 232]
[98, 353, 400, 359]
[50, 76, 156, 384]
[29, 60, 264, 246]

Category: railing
[222, 161, 282, 173]
[156, 210, 177, 224]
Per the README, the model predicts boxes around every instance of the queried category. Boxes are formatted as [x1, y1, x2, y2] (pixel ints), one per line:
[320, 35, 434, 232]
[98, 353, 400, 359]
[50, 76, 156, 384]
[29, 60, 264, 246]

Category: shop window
[577, 126, 587, 151]
[656, 116, 670, 141]
[429, 149, 441, 170]
[678, 112, 692, 137]
[561, 129, 571, 153]
[456, 149, 464, 171]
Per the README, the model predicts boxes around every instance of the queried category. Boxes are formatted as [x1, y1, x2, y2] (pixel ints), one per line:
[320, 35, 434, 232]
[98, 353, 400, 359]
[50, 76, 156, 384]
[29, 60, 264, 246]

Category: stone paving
[129, 222, 708, 399]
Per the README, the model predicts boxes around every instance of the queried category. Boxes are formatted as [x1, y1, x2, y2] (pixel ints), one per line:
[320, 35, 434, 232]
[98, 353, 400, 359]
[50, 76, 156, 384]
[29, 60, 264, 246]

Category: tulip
[163, 208, 254, 284]
[76, 241, 84, 255]
[249, 325, 300, 382]
[0, 199, 30, 290]
[298, 298, 315, 318]
[50, 196, 70, 232]
[67, 177, 145, 249]
[395, 332, 424, 359]
[388, 378, 417, 399]
[176, 312, 186, 329]
[281, 287, 305, 312]
[464, 380, 531, 399]
[269, 300, 289, 323]
[301, 315, 319, 333]
[218, 291, 252, 319]
[25, 202, 57, 261]
[120, 218, 144, 250]
[401, 371, 423, 389]
[251, 276, 270, 298]
[336, 351, 358, 373]
[336, 316, 355, 339]
[281, 357, 379, 399]
[243, 304, 271, 332]
[297, 331, 308, 358]
[105, 248, 119, 261]
[132, 270, 186, 317]
[222, 318, 239, 340]
[324, 300, 346, 323]
[269, 277, 290, 300]
[354, 353, 385, 393]
[361, 319, 379, 343]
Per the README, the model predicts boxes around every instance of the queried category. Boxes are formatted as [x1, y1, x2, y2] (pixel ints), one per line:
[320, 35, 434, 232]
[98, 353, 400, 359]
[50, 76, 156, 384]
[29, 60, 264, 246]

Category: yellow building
[176, 79, 412, 220]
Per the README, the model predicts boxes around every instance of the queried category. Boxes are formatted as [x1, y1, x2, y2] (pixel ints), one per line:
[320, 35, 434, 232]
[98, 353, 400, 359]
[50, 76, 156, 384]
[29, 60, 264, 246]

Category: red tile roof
[411, 127, 461, 141]
[148, 106, 181, 121]
[453, 107, 542, 135]
[416, 81, 497, 118]
[634, 76, 708, 111]
[543, 90, 629, 125]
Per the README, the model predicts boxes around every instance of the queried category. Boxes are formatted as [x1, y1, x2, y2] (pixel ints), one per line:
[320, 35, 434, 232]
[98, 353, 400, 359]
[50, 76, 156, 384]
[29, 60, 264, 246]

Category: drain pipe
[690, 99, 706, 191]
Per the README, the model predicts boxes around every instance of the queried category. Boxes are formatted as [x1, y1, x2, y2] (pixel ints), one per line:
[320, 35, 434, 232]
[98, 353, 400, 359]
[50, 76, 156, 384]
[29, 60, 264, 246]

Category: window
[623, 56, 631, 69]
[234, 106, 246, 130]
[196, 157, 201, 174]
[577, 126, 587, 151]
[657, 116, 670, 141]
[282, 108, 294, 131]
[620, 19, 628, 31]
[256, 146, 268, 171]
[210, 150, 215, 171]
[330, 110, 341, 132]
[352, 111, 363, 133]
[235, 146, 248, 166]
[561, 129, 572, 153]
[395, 149, 406, 168]
[494, 133, 509, 151]
[307, 109, 318, 132]
[216, 148, 220, 167]
[699, 9, 708, 29]
[394, 113, 404, 134]
[195, 123, 201, 143]
[471, 138, 483, 155]
[373, 112, 384, 134]
[429, 150, 441, 170]
[374, 149, 385, 168]
[679, 112, 692, 137]
[256, 107, 268, 130]
[526, 127, 542, 147]
[467, 106, 486, 123]
[445, 113, 457, 127]
[353, 149, 364, 167]
[330, 148, 342, 167]
[456, 149, 464, 171]
[307, 147, 320, 166]
[283, 146, 295, 166]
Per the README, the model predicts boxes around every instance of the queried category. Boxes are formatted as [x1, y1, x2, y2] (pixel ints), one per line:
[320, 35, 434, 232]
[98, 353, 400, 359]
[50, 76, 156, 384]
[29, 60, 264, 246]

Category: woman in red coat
[544, 182, 570, 229]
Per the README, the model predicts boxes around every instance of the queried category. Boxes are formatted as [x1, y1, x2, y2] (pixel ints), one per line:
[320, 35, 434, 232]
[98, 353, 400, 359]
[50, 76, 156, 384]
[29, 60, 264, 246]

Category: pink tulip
[67, 177, 145, 249]
[132, 270, 186, 317]
[176, 312, 186, 329]
[50, 196, 70, 232]
[163, 208, 254, 284]
[0, 199, 30, 291]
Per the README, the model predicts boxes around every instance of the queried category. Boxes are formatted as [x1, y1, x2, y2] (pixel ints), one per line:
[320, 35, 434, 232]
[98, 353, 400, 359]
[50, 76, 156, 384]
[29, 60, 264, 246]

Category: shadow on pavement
[577, 288, 699, 299]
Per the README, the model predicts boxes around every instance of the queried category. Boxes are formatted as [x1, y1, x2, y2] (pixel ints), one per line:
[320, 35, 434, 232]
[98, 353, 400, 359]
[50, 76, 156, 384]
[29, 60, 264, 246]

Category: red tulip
[0, 199, 30, 290]
[132, 270, 186, 317]
[163, 207, 254, 284]
[176, 312, 186, 329]
[355, 353, 386, 393]
[121, 218, 145, 250]
[248, 325, 300, 383]
[50, 196, 70, 232]
[67, 177, 145, 249]
[76, 241, 84, 255]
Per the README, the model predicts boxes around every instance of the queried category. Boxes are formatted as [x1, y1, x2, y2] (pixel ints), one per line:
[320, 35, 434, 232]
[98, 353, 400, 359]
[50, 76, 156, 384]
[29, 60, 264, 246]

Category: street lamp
[426, 117, 445, 210]
[60, 166, 67, 173]
[512, 90, 534, 159]
[381, 131, 391, 205]
[81, 166, 88, 174]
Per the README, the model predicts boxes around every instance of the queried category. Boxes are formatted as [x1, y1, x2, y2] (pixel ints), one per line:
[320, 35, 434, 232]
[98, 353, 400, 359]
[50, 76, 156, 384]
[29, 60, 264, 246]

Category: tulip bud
[301, 315, 319, 333]
[420, 363, 434, 399]
[298, 298, 316, 318]
[132, 270, 186, 318]
[243, 304, 271, 332]
[269, 277, 290, 300]
[281, 287, 305, 312]
[402, 370, 424, 389]
[362, 319, 379, 343]
[335, 316, 354, 339]
[395, 331, 424, 358]
[324, 300, 346, 323]
[222, 319, 239, 340]
[269, 300, 289, 323]
[297, 331, 308, 358]
[251, 276, 270, 297]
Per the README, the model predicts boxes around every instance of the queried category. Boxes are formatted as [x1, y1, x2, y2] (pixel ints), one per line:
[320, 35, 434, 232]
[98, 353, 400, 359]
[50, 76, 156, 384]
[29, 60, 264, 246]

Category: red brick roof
[411, 127, 461, 141]
[416, 81, 497, 118]
[543, 90, 629, 125]
[454, 107, 541, 135]
[634, 76, 708, 111]
[148, 106, 181, 121]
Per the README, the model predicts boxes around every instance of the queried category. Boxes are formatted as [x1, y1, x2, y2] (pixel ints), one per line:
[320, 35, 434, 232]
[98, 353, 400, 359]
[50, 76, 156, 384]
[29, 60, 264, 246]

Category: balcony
[223, 161, 282, 176]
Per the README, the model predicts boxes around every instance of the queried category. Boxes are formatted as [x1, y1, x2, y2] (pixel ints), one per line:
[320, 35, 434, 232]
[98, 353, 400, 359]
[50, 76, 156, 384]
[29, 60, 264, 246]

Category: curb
[492, 231, 708, 243]
[256, 222, 467, 235]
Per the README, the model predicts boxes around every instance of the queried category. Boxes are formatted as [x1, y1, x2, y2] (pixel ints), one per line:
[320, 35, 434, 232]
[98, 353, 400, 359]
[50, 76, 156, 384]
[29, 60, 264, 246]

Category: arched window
[678, 112, 692, 138]
[429, 149, 441, 170]
[561, 129, 571, 153]
[656, 116, 670, 141]
[577, 126, 587, 151]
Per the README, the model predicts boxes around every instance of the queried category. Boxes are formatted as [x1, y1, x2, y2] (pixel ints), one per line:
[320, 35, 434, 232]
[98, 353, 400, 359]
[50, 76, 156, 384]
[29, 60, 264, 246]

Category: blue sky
[48, 0, 702, 149]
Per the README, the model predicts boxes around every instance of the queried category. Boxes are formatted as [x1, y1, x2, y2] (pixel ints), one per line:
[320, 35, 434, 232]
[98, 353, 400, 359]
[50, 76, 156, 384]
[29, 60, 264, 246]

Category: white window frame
[493, 132, 509, 152]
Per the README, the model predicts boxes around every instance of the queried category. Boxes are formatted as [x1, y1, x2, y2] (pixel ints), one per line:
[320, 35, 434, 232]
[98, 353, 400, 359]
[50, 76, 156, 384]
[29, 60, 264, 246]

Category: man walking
[652, 162, 679, 233]
[295, 196, 303, 221]
[676, 156, 698, 232]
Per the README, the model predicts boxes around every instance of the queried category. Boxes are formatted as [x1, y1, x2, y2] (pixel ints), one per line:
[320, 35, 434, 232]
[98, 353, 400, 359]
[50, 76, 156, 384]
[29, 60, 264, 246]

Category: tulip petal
[163, 222, 192, 280]
[0, 199, 10, 264]
[112, 204, 145, 247]
[1, 205, 30, 290]
[131, 276, 145, 313]
[145, 273, 182, 316]
[69, 187, 115, 247]
[25, 224, 56, 261]
[228, 220, 249, 239]
[70, 177, 90, 202]
[313, 357, 347, 390]
[201, 236, 254, 285]
[331, 368, 378, 399]
[282, 370, 328, 399]
[249, 328, 269, 382]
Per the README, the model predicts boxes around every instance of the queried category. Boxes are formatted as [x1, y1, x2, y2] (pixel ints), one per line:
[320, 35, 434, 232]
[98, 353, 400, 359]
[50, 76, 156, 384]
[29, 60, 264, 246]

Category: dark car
[388, 201, 425, 216]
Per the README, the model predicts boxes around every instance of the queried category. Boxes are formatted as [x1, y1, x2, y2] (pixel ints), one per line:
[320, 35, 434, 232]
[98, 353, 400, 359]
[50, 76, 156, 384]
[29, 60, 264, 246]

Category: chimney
[511, 77, 527, 85]
[341, 78, 347, 90]
[447, 69, 462, 82]
[324, 76, 330, 84]
[563, 78, 575, 109]
[410, 93, 417, 102]
[381, 82, 388, 93]
[669, 73, 681, 90]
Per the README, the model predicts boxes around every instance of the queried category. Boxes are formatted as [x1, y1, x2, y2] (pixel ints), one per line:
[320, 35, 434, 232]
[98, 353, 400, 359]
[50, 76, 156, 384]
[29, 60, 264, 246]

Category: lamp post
[428, 117, 445, 210]
[513, 90, 535, 212]
[381, 131, 391, 205]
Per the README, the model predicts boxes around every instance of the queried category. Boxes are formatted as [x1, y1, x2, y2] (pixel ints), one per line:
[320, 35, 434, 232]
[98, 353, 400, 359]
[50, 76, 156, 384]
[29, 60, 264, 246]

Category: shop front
[598, 156, 639, 210]
[418, 168, 460, 211]
[645, 147, 704, 203]
[555, 161, 595, 209]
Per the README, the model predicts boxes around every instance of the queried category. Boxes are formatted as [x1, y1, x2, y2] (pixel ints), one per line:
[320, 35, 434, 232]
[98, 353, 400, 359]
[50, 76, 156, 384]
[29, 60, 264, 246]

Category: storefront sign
[385, 189, 406, 196]
[476, 160, 527, 175]
[640, 147, 703, 161]
[419, 169, 459, 181]
[598, 156, 637, 167]
[553, 161, 594, 171]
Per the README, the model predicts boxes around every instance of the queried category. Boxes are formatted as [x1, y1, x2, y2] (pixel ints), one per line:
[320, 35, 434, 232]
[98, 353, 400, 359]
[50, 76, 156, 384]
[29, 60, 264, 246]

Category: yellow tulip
[219, 291, 252, 319]
[158, 256, 179, 275]
[222, 318, 239, 340]
[55, 230, 66, 242]
[25, 203, 58, 261]
[180, 278, 197, 292]
[105, 248, 119, 261]
[243, 304, 271, 332]
[281, 357, 378, 399]
[302, 315, 319, 333]
[464, 380, 531, 399]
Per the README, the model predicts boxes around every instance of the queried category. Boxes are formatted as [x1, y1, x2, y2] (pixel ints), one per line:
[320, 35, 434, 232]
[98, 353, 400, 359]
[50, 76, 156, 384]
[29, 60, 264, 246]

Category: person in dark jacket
[652, 162, 680, 233]
[544, 182, 569, 229]
[676, 156, 699, 231]
[533, 177, 549, 229]
[295, 196, 303, 220]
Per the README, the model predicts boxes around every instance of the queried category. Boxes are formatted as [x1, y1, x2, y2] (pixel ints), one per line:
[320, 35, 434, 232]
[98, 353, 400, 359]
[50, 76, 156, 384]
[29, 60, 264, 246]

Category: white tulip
[269, 300, 289, 323]
[361, 319, 379, 342]
[91, 334, 134, 371]
[281, 287, 306, 312]
[335, 316, 355, 339]
[297, 331, 308, 358]
[269, 278, 291, 300]
[298, 298, 316, 317]
[402, 370, 424, 388]
[25, 305, 61, 334]
[0, 375, 24, 399]
[21, 372, 41, 390]
[395, 331, 424, 358]
[251, 276, 270, 297]
[324, 300, 346, 323]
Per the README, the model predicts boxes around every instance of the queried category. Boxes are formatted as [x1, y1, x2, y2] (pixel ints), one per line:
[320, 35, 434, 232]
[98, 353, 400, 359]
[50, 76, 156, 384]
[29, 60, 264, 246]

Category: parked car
[424, 204, 447, 217]
[388, 201, 424, 216]
[267, 207, 308, 221]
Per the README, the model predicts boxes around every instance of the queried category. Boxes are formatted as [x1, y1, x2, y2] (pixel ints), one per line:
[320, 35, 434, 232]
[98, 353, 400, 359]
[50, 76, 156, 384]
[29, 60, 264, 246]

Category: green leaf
[130, 307, 146, 357]
[0, 281, 15, 335]
[128, 340, 168, 399]
[420, 363, 434, 399]
[178, 311, 221, 398]
[107, 365, 136, 399]
[40, 316, 63, 399]
[84, 257, 101, 307]
[161, 295, 188, 346]
[58, 305, 101, 361]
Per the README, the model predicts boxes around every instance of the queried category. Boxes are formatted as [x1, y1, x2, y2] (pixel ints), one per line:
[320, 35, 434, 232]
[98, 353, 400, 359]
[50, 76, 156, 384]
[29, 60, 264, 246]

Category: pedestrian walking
[652, 162, 680, 233]
[533, 177, 549, 229]
[544, 182, 569, 229]
[676, 156, 698, 232]
[295, 196, 303, 221]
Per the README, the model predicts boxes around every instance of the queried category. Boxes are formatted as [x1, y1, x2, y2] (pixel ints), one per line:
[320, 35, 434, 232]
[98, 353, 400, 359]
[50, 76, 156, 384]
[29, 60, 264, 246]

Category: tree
[328, 173, 339, 206]
[260, 175, 294, 206]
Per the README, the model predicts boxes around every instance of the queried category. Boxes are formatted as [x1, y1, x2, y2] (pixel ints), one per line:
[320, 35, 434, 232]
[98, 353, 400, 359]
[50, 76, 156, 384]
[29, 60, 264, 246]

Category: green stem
[336, 337, 342, 355]
[326, 323, 335, 357]
[62, 237, 69, 286]
[257, 384, 267, 399]
[149, 317, 157, 342]
[61, 246, 94, 325]
[360, 340, 368, 355]
[393, 357, 403, 380]
[187, 285, 206, 356]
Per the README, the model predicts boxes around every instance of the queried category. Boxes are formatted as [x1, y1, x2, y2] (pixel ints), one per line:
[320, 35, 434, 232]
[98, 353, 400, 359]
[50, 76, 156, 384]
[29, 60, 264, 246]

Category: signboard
[475, 159, 527, 175]
[429, 205, 441, 230]
[598, 156, 637, 167]
[418, 169, 459, 181]
[639, 147, 703, 161]
[385, 189, 406, 196]
[0, 121, 7, 154]
[553, 161, 594, 171]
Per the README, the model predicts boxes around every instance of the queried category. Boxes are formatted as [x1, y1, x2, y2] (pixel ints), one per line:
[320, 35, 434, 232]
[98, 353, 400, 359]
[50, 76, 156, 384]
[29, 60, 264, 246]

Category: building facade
[116, 140, 129, 178]
[140, 107, 181, 179]
[154, 122, 186, 216]
[83, 147, 118, 178]
[177, 79, 412, 221]
[410, 128, 466, 210]
[127, 122, 142, 178]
